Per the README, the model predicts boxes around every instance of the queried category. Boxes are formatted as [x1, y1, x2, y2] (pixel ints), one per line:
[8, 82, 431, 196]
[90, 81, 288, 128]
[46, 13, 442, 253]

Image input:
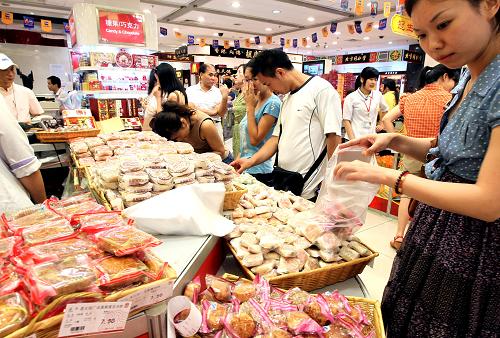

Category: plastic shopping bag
[290, 146, 379, 240]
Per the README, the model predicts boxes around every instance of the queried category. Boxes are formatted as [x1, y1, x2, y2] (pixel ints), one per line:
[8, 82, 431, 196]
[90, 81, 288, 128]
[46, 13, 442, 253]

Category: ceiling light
[307, 17, 315, 22]
[258, 45, 263, 49]
[332, 41, 338, 45]
[334, 31, 341, 35]
[198, 16, 205, 22]
[232, 2, 240, 8]
[174, 28, 180, 32]
[30, 12, 34, 15]
[265, 27, 272, 31]
[306, 36, 310, 40]
[306, 45, 311, 48]
[213, 32, 218, 36]
[373, 24, 379, 29]
[272, 10, 281, 14]
[388, 41, 393, 44]
[363, 36, 370, 40]
[143, 9, 151, 14]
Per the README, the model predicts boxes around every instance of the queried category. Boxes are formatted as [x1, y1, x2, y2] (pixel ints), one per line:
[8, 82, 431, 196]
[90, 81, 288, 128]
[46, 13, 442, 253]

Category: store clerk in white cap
[0, 53, 44, 123]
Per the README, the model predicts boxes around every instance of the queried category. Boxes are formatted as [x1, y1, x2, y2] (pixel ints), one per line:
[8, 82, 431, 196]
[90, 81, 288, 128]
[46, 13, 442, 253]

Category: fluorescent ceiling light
[198, 16, 205, 22]
[363, 36, 370, 40]
[272, 10, 281, 14]
[265, 27, 272, 31]
[334, 31, 341, 35]
[232, 2, 240, 8]
[388, 41, 393, 44]
[307, 17, 315, 22]
[143, 9, 151, 14]
[332, 41, 338, 45]
[173, 28, 180, 31]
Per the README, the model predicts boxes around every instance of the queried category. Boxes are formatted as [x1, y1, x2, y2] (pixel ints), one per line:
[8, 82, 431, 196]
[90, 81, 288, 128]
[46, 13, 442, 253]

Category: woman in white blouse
[342, 67, 389, 140]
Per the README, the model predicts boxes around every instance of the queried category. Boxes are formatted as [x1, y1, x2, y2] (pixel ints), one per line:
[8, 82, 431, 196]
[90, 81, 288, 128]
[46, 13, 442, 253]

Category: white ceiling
[0, 0, 418, 55]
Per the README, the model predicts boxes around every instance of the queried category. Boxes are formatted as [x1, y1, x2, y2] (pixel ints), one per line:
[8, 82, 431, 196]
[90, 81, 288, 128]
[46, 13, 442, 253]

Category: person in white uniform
[0, 95, 46, 213]
[186, 63, 229, 139]
[231, 49, 343, 200]
[343, 67, 389, 140]
[47, 75, 81, 111]
[0, 53, 44, 123]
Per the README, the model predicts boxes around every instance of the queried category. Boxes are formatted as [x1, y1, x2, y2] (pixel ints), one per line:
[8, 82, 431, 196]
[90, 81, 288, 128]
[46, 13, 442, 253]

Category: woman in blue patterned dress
[334, 0, 499, 336]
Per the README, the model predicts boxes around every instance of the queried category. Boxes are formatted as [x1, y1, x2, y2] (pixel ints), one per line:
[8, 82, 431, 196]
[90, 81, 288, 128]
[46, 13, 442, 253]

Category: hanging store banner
[69, 12, 77, 46]
[379, 18, 387, 30]
[174, 31, 182, 39]
[199, 38, 206, 47]
[266, 36, 272, 44]
[285, 39, 291, 48]
[354, 21, 363, 34]
[23, 16, 34, 29]
[280, 37, 285, 46]
[1, 12, 14, 25]
[330, 22, 337, 33]
[403, 50, 424, 63]
[159, 27, 168, 37]
[355, 0, 364, 16]
[321, 26, 329, 37]
[223, 40, 230, 49]
[342, 53, 371, 64]
[341, 0, 349, 10]
[301, 37, 307, 47]
[41, 19, 52, 32]
[384, 2, 392, 17]
[187, 35, 194, 45]
[98, 10, 145, 45]
[391, 14, 417, 38]
[63, 21, 70, 33]
[370, 1, 378, 16]
[212, 39, 218, 48]
[210, 46, 261, 59]
[311, 32, 318, 43]
[244, 38, 251, 48]
[348, 24, 355, 34]
[234, 40, 240, 49]
[254, 36, 260, 45]
[292, 39, 298, 48]
[365, 22, 373, 33]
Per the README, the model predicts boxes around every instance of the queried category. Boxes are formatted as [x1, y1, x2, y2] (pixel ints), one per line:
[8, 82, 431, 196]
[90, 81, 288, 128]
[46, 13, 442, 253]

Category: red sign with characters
[98, 10, 145, 45]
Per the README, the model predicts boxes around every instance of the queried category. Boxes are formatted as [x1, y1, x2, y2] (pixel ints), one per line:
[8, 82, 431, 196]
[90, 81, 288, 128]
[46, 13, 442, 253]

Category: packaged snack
[240, 232, 258, 248]
[72, 211, 125, 231]
[347, 241, 372, 257]
[99, 179, 118, 190]
[0, 292, 29, 337]
[319, 250, 342, 263]
[0, 237, 20, 261]
[120, 171, 150, 186]
[93, 145, 113, 157]
[75, 151, 92, 159]
[206, 275, 233, 303]
[6, 209, 62, 233]
[276, 257, 301, 275]
[195, 168, 214, 178]
[78, 157, 96, 166]
[276, 244, 297, 258]
[152, 182, 174, 192]
[100, 167, 120, 183]
[93, 226, 161, 256]
[285, 311, 323, 336]
[120, 160, 144, 173]
[84, 137, 105, 149]
[316, 232, 341, 251]
[98, 133, 120, 142]
[242, 253, 264, 268]
[0, 266, 22, 295]
[233, 280, 256, 303]
[121, 191, 152, 203]
[224, 311, 257, 338]
[168, 160, 195, 177]
[145, 168, 172, 184]
[339, 246, 361, 262]
[94, 256, 149, 290]
[293, 237, 312, 250]
[200, 300, 229, 333]
[25, 238, 102, 262]
[184, 276, 201, 303]
[70, 141, 89, 154]
[259, 233, 284, 251]
[22, 220, 74, 246]
[28, 255, 97, 305]
[303, 257, 321, 271]
[196, 176, 215, 184]
[173, 173, 196, 185]
[175, 142, 194, 154]
[119, 182, 153, 193]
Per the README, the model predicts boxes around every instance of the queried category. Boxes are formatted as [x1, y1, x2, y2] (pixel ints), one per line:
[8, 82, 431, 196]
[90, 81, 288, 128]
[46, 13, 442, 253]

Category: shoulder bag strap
[274, 119, 282, 167]
[303, 147, 327, 182]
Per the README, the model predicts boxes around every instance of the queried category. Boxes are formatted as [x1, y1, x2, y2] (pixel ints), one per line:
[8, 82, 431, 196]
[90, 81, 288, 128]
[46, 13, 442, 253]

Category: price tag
[121, 279, 173, 312]
[58, 302, 131, 337]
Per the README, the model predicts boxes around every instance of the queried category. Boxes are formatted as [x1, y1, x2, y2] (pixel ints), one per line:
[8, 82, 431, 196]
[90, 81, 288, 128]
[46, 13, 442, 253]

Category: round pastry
[233, 282, 257, 303]
[229, 313, 256, 338]
[304, 300, 329, 326]
[207, 304, 227, 331]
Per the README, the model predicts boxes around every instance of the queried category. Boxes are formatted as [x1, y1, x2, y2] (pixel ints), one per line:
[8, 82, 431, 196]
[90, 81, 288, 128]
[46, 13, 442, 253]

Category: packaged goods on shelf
[0, 292, 29, 337]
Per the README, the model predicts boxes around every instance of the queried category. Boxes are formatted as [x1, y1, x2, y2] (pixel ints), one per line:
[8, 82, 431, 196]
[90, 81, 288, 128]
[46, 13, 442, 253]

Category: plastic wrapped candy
[120, 171, 150, 186]
[200, 300, 230, 333]
[94, 255, 149, 290]
[22, 220, 75, 246]
[206, 275, 234, 303]
[72, 211, 125, 233]
[92, 226, 161, 256]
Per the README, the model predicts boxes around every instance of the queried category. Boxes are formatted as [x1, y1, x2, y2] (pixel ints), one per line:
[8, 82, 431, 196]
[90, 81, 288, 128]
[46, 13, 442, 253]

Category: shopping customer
[151, 102, 233, 163]
[380, 78, 399, 110]
[142, 63, 188, 131]
[382, 64, 460, 250]
[231, 49, 342, 200]
[342, 67, 389, 140]
[238, 60, 280, 184]
[231, 64, 247, 158]
[335, 0, 499, 335]
[0, 95, 46, 212]
[47, 75, 81, 111]
[0, 53, 43, 123]
[186, 63, 229, 140]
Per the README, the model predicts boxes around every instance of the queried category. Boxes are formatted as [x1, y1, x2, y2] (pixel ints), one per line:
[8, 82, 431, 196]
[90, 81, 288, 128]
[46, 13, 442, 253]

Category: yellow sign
[383, 2, 391, 17]
[244, 38, 251, 48]
[199, 38, 206, 47]
[391, 14, 417, 38]
[321, 26, 329, 38]
[223, 40, 230, 49]
[285, 39, 291, 48]
[1, 11, 13, 25]
[301, 37, 307, 47]
[266, 36, 272, 44]
[41, 19, 52, 32]
[174, 31, 182, 39]
[355, 0, 364, 16]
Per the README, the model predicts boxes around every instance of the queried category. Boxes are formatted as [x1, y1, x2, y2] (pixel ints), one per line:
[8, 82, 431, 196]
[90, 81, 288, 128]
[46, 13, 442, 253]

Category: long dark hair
[150, 102, 194, 140]
[155, 63, 188, 104]
[147, 69, 156, 95]
[418, 64, 461, 89]
[355, 67, 380, 90]
[382, 78, 399, 104]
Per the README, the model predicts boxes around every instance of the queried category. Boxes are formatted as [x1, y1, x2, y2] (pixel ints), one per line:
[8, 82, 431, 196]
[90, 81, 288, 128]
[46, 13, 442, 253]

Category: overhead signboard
[98, 9, 145, 46]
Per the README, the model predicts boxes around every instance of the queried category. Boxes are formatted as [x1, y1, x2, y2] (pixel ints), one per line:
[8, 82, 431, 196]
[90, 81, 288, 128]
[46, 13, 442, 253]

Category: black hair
[199, 63, 214, 74]
[382, 78, 400, 104]
[47, 75, 61, 88]
[405, 0, 499, 31]
[250, 49, 293, 77]
[244, 58, 256, 75]
[155, 63, 188, 104]
[147, 69, 156, 95]
[150, 102, 194, 140]
[223, 78, 233, 88]
[354, 67, 380, 90]
[418, 64, 461, 89]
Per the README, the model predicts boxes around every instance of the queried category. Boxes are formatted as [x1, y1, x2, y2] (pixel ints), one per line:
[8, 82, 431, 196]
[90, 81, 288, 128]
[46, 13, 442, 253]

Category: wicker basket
[223, 183, 247, 211]
[36, 129, 100, 143]
[222, 273, 385, 338]
[227, 240, 378, 292]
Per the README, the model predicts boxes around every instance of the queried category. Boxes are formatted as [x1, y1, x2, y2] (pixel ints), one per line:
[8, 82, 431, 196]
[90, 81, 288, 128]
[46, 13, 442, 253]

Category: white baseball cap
[0, 53, 18, 70]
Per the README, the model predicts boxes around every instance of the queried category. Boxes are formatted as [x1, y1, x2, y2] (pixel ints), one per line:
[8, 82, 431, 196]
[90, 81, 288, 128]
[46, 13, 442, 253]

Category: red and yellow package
[94, 255, 150, 291]
[21, 220, 75, 247]
[24, 237, 103, 263]
[92, 226, 161, 256]
[72, 211, 127, 234]
[0, 292, 30, 337]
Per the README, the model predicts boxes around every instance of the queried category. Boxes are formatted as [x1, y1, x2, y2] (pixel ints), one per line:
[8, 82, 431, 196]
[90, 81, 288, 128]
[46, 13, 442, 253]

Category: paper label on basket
[121, 279, 174, 312]
[58, 302, 131, 337]
[167, 296, 202, 337]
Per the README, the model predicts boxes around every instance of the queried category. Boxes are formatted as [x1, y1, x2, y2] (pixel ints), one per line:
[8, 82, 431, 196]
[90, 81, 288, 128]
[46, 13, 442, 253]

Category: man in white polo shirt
[231, 49, 342, 200]
[0, 53, 44, 123]
[186, 63, 229, 139]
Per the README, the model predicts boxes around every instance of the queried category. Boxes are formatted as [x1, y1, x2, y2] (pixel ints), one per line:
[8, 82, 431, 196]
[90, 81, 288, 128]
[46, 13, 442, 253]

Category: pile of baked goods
[175, 274, 375, 337]
[70, 131, 237, 209]
[226, 176, 373, 278]
[0, 193, 173, 336]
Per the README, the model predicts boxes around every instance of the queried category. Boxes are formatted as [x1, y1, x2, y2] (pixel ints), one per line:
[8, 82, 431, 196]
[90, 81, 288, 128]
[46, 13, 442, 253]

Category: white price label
[121, 279, 173, 312]
[58, 302, 131, 337]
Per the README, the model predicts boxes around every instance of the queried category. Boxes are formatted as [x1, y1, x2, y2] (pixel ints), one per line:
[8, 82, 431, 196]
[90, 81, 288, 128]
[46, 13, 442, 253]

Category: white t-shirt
[0, 95, 41, 212]
[186, 84, 222, 122]
[0, 83, 44, 122]
[343, 89, 389, 140]
[272, 76, 342, 199]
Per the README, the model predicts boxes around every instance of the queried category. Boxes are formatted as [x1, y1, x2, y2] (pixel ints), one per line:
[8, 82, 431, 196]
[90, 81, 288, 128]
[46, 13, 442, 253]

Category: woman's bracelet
[395, 171, 410, 194]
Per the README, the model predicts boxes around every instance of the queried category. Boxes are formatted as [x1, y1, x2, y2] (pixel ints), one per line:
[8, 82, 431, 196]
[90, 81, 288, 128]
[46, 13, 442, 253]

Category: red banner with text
[98, 10, 145, 45]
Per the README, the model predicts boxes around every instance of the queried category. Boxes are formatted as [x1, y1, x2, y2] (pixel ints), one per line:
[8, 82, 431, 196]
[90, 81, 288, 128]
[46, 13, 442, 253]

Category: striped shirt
[400, 84, 451, 138]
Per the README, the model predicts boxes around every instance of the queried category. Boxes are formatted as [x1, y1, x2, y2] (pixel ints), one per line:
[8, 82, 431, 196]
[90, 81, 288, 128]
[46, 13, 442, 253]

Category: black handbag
[270, 123, 327, 196]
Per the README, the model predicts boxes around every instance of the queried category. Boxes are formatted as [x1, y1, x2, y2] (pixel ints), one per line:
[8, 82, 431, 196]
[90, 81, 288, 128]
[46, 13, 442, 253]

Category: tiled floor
[357, 209, 399, 301]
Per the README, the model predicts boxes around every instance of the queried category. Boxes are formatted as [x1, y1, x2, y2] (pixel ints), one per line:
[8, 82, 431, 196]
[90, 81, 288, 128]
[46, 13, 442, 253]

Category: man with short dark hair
[47, 75, 80, 111]
[231, 49, 342, 200]
[186, 63, 229, 139]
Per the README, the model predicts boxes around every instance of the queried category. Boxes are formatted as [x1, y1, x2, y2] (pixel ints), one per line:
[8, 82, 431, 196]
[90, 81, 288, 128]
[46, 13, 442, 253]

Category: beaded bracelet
[395, 171, 410, 194]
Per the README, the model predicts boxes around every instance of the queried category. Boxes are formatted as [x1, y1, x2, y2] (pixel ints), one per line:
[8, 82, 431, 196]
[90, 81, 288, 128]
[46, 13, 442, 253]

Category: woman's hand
[244, 82, 258, 109]
[339, 133, 398, 156]
[334, 160, 400, 186]
[219, 84, 230, 98]
[151, 84, 162, 99]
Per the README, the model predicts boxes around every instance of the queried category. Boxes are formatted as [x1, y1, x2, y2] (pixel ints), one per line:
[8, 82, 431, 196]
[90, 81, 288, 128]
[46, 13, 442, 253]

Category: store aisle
[357, 210, 398, 301]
